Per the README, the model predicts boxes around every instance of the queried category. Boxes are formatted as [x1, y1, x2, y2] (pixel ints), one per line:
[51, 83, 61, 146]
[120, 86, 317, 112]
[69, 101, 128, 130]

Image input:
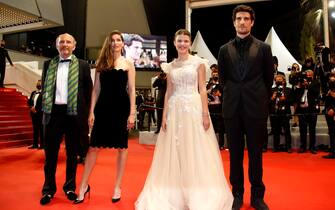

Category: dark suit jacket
[41, 58, 93, 127]
[218, 36, 274, 119]
[28, 90, 43, 113]
[294, 80, 320, 114]
[152, 76, 167, 106]
[0, 47, 13, 68]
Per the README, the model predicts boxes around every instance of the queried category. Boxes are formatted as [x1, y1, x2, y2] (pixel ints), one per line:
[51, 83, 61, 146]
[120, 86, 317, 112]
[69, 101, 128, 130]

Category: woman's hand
[127, 114, 135, 130]
[161, 116, 167, 132]
[88, 112, 95, 129]
[203, 114, 210, 131]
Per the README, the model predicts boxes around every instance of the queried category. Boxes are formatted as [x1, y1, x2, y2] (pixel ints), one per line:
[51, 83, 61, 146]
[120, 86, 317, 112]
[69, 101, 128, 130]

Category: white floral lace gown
[135, 55, 233, 210]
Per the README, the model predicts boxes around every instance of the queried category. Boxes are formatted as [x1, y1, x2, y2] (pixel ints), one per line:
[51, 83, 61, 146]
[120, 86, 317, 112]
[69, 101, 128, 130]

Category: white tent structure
[191, 30, 217, 65]
[185, 0, 271, 32]
[265, 27, 301, 77]
[191, 30, 217, 80]
[190, 27, 301, 82]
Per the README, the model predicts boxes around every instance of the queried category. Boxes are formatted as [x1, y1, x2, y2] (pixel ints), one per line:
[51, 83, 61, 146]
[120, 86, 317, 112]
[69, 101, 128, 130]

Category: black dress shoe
[40, 194, 53, 205]
[251, 198, 269, 210]
[309, 149, 317, 154]
[232, 197, 243, 210]
[323, 153, 335, 159]
[28, 145, 38, 149]
[298, 148, 306, 153]
[77, 156, 85, 164]
[287, 148, 292, 153]
[65, 191, 77, 201]
[262, 148, 268, 153]
[272, 148, 279, 153]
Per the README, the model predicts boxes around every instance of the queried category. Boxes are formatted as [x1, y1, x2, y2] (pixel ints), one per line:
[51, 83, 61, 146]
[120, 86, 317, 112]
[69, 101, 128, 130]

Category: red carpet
[0, 138, 334, 210]
[0, 88, 32, 149]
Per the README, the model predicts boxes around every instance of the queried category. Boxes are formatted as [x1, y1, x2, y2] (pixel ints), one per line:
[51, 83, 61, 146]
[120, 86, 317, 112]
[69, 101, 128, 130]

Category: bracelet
[202, 112, 209, 116]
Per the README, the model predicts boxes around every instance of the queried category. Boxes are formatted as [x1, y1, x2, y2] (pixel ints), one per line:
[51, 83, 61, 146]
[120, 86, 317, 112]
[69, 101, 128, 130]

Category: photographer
[323, 73, 335, 159]
[208, 84, 225, 149]
[294, 70, 320, 154]
[206, 67, 220, 93]
[302, 56, 315, 72]
[269, 75, 293, 153]
[207, 68, 225, 149]
[288, 63, 301, 127]
[314, 42, 331, 95]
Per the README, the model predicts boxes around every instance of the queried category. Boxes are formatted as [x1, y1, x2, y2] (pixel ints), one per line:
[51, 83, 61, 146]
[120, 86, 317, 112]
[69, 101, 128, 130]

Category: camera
[314, 43, 325, 54]
[287, 66, 295, 71]
[158, 72, 166, 79]
[275, 84, 284, 97]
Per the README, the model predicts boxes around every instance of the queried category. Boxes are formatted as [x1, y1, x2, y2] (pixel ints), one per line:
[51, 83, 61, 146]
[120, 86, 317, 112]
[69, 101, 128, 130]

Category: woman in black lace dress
[74, 30, 136, 204]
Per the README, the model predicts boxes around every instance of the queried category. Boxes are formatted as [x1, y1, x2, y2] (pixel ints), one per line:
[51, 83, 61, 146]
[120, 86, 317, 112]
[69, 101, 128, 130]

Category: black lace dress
[90, 69, 130, 148]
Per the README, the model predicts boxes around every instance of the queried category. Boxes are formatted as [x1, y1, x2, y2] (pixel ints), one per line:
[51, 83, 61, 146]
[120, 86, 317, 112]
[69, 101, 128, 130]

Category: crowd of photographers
[206, 47, 335, 158]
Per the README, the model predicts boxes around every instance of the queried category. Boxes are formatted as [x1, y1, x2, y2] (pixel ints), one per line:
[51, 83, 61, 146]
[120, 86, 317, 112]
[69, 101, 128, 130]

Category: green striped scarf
[42, 55, 79, 115]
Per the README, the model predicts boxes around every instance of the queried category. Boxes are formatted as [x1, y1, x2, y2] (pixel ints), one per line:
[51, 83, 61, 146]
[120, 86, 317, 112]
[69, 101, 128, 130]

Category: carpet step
[0, 88, 33, 149]
[0, 105, 30, 111]
[0, 110, 30, 115]
[0, 131, 33, 141]
[0, 138, 33, 149]
[0, 115, 31, 121]
[0, 125, 33, 134]
[0, 120, 32, 127]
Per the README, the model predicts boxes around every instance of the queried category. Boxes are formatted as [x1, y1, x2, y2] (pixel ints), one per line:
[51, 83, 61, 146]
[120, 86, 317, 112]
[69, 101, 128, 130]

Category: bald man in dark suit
[40, 33, 92, 205]
[218, 5, 273, 210]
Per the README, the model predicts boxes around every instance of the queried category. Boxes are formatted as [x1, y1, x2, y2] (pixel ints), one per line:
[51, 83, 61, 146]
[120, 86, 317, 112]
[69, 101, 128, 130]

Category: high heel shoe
[73, 184, 90, 204]
[111, 188, 121, 203]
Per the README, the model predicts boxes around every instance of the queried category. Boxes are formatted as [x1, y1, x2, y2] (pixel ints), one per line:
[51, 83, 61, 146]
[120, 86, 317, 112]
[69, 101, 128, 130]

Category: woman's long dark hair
[96, 30, 124, 72]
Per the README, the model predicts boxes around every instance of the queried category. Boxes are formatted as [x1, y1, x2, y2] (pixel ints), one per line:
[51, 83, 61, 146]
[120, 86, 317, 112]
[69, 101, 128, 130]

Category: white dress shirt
[55, 55, 72, 105]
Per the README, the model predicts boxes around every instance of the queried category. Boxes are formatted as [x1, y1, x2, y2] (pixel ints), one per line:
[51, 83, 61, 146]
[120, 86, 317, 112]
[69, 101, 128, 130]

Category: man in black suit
[40, 33, 92, 205]
[218, 5, 273, 210]
[0, 40, 14, 87]
[28, 80, 43, 149]
[152, 71, 167, 133]
[323, 73, 335, 159]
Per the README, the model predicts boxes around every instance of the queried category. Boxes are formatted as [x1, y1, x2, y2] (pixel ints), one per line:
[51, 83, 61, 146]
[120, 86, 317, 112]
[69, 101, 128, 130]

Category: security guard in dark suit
[28, 80, 43, 149]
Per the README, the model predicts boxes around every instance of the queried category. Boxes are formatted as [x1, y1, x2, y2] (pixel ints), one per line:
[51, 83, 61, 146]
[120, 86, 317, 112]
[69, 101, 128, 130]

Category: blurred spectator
[153, 71, 167, 134]
[0, 40, 14, 87]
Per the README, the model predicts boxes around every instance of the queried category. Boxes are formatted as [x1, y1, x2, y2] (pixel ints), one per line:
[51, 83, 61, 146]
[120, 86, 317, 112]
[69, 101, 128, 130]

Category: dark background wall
[143, 0, 185, 62]
[4, 0, 303, 63]
[191, 0, 301, 61]
[4, 0, 87, 58]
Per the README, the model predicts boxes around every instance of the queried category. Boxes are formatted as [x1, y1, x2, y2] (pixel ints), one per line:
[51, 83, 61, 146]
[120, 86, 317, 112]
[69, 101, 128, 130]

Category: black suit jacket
[28, 90, 43, 113]
[294, 80, 320, 114]
[218, 36, 273, 119]
[41, 58, 93, 127]
[0, 47, 13, 68]
[152, 77, 167, 106]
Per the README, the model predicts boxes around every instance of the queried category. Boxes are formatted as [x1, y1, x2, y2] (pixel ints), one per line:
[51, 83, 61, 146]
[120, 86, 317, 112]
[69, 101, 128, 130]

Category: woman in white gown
[135, 29, 233, 210]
